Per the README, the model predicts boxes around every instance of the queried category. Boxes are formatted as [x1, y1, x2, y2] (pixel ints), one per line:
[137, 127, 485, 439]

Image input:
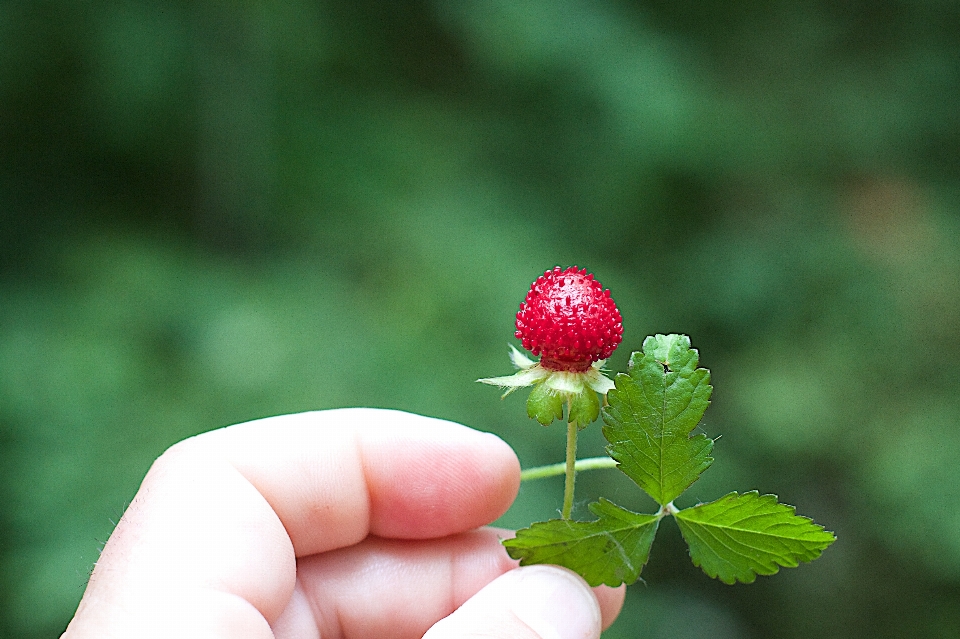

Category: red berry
[515, 266, 623, 372]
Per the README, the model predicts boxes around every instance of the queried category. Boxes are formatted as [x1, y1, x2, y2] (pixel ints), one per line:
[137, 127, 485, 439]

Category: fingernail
[509, 565, 601, 639]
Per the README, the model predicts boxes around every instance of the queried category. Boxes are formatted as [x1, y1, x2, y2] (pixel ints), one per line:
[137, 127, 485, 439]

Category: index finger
[195, 408, 522, 555]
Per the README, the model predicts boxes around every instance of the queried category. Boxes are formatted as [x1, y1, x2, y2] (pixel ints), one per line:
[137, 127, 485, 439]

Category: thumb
[423, 565, 603, 639]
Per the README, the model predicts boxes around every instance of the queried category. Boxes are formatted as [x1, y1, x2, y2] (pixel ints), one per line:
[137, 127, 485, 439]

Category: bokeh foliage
[3, 1, 960, 637]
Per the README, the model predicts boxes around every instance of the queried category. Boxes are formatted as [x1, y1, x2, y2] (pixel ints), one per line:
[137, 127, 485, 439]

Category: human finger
[195, 408, 522, 554]
[422, 565, 605, 639]
[273, 528, 624, 639]
[63, 409, 520, 637]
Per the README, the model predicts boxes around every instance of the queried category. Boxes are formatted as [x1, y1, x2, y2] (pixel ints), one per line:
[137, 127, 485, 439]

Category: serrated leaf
[503, 499, 661, 587]
[674, 491, 837, 584]
[568, 388, 600, 429]
[602, 334, 714, 505]
[527, 382, 563, 425]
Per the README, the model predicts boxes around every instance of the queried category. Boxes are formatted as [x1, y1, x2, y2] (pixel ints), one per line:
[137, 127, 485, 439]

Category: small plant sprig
[480, 266, 835, 587]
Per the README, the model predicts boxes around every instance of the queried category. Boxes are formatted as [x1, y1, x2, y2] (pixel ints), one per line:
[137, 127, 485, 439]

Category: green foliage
[527, 383, 564, 425]
[604, 334, 714, 505]
[504, 499, 660, 587]
[506, 335, 835, 587]
[568, 386, 600, 429]
[675, 492, 837, 585]
[523, 381, 600, 428]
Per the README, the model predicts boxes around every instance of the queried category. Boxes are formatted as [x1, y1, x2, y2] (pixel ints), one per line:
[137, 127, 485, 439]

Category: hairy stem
[561, 406, 578, 519]
[519, 456, 618, 481]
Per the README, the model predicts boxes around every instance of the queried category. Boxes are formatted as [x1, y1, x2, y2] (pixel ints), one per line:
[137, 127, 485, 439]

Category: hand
[62, 409, 625, 638]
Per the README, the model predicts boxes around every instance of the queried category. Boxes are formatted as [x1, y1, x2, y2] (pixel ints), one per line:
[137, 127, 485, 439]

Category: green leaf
[602, 334, 714, 505]
[527, 382, 563, 425]
[674, 491, 837, 584]
[503, 499, 661, 587]
[568, 388, 600, 429]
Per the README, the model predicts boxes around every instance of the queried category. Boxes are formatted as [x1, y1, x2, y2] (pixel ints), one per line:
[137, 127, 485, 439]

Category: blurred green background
[2, 1, 960, 637]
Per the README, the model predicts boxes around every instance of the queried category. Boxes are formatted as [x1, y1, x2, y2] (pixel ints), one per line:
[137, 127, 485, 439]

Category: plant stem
[561, 411, 578, 519]
[519, 456, 618, 481]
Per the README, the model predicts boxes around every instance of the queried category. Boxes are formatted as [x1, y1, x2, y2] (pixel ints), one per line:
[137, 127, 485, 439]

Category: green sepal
[527, 382, 564, 426]
[675, 491, 837, 584]
[603, 334, 714, 505]
[568, 388, 600, 429]
[503, 498, 661, 587]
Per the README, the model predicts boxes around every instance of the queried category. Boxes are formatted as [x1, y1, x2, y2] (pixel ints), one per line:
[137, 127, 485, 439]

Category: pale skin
[62, 408, 625, 639]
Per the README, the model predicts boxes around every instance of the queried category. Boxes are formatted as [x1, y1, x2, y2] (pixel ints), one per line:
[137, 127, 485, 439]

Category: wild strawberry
[515, 266, 622, 372]
[478, 266, 623, 427]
